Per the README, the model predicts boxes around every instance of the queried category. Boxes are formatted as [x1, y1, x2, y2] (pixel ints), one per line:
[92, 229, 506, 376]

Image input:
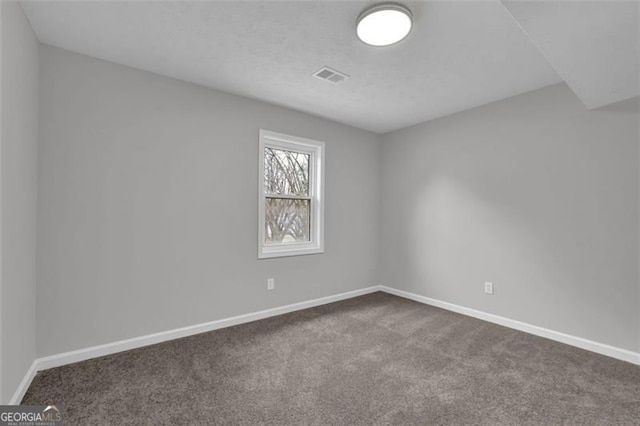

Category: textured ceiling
[21, 0, 564, 133]
[502, 0, 640, 109]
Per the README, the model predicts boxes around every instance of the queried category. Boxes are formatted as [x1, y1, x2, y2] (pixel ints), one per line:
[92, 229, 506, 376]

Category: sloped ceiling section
[502, 1, 640, 109]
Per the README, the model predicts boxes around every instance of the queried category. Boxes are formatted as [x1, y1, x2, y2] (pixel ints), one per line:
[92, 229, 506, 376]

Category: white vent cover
[313, 66, 349, 84]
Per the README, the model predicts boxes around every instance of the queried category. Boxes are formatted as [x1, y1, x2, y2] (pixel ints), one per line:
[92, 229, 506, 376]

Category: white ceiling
[19, 1, 637, 133]
[502, 0, 640, 109]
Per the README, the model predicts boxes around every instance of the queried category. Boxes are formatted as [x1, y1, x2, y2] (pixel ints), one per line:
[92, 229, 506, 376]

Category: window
[258, 130, 324, 259]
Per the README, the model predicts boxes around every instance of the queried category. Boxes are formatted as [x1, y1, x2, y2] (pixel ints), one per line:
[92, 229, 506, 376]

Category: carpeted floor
[23, 292, 640, 425]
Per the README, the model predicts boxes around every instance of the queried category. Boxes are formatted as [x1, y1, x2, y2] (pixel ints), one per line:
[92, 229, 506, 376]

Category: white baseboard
[9, 285, 382, 404]
[36, 285, 382, 372]
[380, 285, 640, 366]
[8, 361, 37, 405]
[11, 284, 639, 404]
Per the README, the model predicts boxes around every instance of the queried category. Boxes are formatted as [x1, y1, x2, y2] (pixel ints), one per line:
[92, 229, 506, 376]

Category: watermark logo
[0, 405, 62, 426]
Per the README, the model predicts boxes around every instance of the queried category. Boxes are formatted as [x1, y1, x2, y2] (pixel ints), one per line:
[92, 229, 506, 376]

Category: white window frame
[258, 130, 325, 259]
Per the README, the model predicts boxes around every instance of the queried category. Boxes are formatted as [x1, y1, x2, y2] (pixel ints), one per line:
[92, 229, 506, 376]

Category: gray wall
[37, 45, 381, 357]
[381, 84, 640, 352]
[20, 36, 640, 371]
[0, 1, 39, 402]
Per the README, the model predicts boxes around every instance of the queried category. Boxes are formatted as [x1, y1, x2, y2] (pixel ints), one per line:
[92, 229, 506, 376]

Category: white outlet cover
[484, 282, 494, 294]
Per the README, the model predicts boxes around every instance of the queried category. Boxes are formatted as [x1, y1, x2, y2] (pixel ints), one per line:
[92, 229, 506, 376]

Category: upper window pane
[264, 148, 310, 196]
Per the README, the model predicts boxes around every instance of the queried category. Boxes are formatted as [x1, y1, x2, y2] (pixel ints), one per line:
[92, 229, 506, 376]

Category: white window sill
[258, 245, 324, 259]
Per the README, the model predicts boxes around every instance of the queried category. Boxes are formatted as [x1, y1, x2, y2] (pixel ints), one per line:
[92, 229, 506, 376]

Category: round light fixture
[356, 3, 413, 47]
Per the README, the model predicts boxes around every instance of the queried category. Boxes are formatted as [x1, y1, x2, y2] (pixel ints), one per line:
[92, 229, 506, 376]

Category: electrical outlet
[484, 282, 494, 295]
[267, 278, 275, 291]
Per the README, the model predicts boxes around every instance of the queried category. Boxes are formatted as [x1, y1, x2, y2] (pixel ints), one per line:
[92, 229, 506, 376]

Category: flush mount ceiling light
[356, 3, 413, 47]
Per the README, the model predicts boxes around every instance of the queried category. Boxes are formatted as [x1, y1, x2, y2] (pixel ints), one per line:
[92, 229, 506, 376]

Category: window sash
[263, 151, 314, 244]
[264, 197, 311, 245]
[263, 147, 310, 197]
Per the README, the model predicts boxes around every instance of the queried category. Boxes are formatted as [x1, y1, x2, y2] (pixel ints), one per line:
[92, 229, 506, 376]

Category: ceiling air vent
[313, 66, 349, 84]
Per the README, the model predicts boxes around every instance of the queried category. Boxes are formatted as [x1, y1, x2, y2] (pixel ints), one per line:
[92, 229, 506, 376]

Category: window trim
[258, 130, 325, 259]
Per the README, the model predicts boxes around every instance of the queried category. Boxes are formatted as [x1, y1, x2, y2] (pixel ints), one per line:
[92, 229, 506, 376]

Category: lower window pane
[265, 198, 310, 244]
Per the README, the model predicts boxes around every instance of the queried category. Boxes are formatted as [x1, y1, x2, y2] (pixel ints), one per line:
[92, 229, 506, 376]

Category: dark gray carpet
[23, 292, 640, 425]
